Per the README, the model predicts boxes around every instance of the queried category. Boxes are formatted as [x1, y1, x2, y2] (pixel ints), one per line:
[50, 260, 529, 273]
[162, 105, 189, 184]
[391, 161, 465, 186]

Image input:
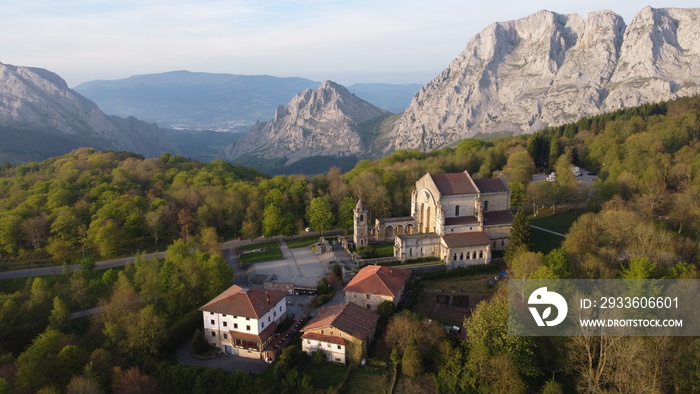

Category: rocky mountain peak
[389, 6, 700, 152]
[221, 80, 389, 165]
[0, 62, 174, 159]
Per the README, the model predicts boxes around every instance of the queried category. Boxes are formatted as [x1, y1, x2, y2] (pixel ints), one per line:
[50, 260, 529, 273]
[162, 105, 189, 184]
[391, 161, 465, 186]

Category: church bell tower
[353, 199, 368, 248]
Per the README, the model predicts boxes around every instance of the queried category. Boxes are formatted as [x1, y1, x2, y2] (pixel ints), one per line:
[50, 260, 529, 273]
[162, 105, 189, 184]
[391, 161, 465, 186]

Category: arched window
[459, 252, 464, 260]
[453, 253, 457, 261]
[483, 200, 489, 212]
[455, 205, 460, 216]
[359, 214, 364, 222]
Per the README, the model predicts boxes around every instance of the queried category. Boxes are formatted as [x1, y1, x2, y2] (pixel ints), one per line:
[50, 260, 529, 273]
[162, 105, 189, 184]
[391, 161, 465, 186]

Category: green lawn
[374, 243, 395, 257]
[529, 209, 582, 235]
[238, 241, 283, 265]
[285, 237, 320, 249]
[343, 366, 389, 394]
[298, 360, 348, 391]
[531, 228, 565, 254]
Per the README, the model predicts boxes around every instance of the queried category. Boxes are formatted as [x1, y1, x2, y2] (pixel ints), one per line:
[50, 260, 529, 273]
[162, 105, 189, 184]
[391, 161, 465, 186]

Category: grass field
[298, 360, 348, 391]
[343, 366, 389, 394]
[529, 209, 582, 235]
[238, 241, 283, 265]
[529, 209, 582, 254]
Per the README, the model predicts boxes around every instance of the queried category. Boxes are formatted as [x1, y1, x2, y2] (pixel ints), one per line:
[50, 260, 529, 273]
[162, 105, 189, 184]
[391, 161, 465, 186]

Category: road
[0, 230, 343, 280]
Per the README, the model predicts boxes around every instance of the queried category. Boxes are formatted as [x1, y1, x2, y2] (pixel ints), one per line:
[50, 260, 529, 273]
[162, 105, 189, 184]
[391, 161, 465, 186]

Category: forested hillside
[0, 95, 699, 392]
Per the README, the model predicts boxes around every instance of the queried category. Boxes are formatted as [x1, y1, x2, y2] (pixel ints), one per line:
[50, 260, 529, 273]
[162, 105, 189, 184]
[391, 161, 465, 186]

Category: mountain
[220, 81, 391, 170]
[348, 83, 422, 113]
[389, 6, 700, 152]
[0, 62, 174, 162]
[74, 72, 420, 130]
[74, 71, 321, 130]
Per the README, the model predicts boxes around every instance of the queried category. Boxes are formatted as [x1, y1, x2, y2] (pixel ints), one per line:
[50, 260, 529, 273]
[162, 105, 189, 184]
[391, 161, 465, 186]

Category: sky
[1, 1, 698, 87]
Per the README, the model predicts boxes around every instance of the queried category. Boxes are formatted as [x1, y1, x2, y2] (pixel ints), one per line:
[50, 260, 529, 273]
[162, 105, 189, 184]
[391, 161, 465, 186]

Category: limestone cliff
[0, 62, 174, 159]
[390, 7, 700, 151]
[222, 81, 389, 165]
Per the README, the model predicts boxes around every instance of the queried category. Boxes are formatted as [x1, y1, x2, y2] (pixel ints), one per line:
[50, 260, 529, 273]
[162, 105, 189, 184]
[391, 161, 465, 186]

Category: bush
[190, 329, 210, 356]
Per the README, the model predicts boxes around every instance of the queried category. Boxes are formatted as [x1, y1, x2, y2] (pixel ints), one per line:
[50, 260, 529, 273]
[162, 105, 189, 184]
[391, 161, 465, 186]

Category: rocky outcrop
[0, 62, 175, 158]
[390, 7, 700, 152]
[222, 81, 389, 164]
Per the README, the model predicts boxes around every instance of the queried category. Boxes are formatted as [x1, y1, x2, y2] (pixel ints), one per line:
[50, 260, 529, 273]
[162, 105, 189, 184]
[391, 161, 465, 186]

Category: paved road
[0, 231, 342, 280]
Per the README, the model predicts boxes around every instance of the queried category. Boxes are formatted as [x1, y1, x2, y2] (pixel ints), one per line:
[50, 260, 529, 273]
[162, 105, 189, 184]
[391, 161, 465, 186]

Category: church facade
[353, 170, 512, 267]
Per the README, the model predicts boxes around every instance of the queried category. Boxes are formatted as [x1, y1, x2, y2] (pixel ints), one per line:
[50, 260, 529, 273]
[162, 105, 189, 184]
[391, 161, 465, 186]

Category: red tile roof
[343, 265, 411, 298]
[430, 172, 479, 195]
[301, 331, 347, 346]
[301, 302, 379, 340]
[199, 285, 286, 319]
[441, 232, 491, 248]
[474, 178, 510, 193]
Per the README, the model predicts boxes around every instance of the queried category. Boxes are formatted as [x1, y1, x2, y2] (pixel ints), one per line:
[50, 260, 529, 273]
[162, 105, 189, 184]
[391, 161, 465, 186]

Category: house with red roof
[353, 170, 512, 267]
[301, 302, 379, 364]
[343, 265, 411, 310]
[199, 284, 287, 359]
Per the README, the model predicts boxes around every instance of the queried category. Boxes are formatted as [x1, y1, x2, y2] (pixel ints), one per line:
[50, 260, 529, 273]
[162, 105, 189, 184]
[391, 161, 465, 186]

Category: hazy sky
[1, 1, 697, 87]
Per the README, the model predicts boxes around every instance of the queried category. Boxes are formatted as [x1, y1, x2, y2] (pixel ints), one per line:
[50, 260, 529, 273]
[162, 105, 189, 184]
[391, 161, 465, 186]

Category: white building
[199, 284, 287, 359]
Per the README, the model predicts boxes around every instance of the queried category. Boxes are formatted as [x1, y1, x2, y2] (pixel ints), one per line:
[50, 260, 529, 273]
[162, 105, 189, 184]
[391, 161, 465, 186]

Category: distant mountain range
[0, 62, 174, 163]
[74, 71, 420, 130]
[3, 6, 700, 172]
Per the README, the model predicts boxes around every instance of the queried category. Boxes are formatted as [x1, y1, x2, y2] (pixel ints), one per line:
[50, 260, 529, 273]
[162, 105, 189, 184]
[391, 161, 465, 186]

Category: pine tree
[505, 209, 533, 263]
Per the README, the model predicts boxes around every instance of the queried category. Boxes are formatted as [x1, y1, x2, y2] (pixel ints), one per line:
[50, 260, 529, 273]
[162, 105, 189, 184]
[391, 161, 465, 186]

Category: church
[353, 170, 513, 267]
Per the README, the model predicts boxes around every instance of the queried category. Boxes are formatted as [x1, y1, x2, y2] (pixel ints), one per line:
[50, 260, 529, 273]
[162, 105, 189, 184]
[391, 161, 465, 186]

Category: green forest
[0, 95, 699, 392]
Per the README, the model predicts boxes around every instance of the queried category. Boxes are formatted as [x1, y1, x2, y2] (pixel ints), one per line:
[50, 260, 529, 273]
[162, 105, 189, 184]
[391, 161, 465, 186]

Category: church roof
[430, 172, 479, 195]
[344, 265, 411, 297]
[355, 199, 366, 211]
[199, 285, 286, 319]
[483, 210, 514, 226]
[441, 232, 491, 248]
[444, 216, 480, 226]
[474, 178, 510, 193]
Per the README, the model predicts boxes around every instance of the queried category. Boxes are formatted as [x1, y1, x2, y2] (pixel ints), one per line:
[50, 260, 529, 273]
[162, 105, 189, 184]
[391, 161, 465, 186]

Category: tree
[48, 296, 71, 332]
[14, 328, 64, 393]
[505, 209, 533, 263]
[112, 367, 159, 394]
[65, 376, 104, 394]
[305, 197, 335, 234]
[401, 338, 424, 377]
[501, 150, 537, 185]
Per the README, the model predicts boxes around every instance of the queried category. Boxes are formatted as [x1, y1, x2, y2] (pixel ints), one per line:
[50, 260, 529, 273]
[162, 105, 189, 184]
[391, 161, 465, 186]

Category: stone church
[354, 170, 513, 267]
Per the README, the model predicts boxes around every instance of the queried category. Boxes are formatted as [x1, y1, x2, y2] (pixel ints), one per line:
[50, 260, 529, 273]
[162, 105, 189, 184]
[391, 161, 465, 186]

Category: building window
[337, 345, 341, 349]
[211, 332, 216, 337]
[279, 306, 282, 311]
[460, 252, 464, 260]
[366, 294, 371, 299]
[268, 316, 271, 322]
[246, 325, 251, 331]
[367, 304, 370, 309]
[262, 322, 265, 328]
[455, 205, 460, 216]
[223, 333, 228, 339]
[223, 321, 228, 327]
[222, 314, 226, 317]
[484, 200, 489, 211]
[453, 253, 457, 261]
[246, 317, 250, 321]
[336, 358, 341, 362]
[210, 312, 214, 315]
[234, 323, 238, 329]
[233, 315, 237, 318]
[210, 319, 215, 325]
